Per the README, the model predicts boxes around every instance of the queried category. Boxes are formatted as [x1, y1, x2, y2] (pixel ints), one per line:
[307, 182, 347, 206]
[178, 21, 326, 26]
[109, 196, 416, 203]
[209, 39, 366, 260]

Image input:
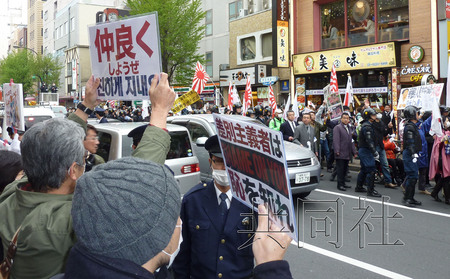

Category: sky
[0, 0, 28, 59]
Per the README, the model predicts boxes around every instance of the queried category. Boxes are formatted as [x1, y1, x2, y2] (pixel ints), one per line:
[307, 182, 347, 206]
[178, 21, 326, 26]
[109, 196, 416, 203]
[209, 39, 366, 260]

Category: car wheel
[296, 191, 311, 199]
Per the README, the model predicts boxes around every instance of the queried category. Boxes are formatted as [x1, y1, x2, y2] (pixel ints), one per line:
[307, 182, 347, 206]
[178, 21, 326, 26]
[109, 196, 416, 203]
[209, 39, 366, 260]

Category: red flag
[268, 84, 277, 117]
[343, 75, 353, 107]
[243, 75, 252, 115]
[227, 82, 233, 111]
[107, 100, 116, 109]
[330, 63, 338, 93]
[191, 61, 210, 94]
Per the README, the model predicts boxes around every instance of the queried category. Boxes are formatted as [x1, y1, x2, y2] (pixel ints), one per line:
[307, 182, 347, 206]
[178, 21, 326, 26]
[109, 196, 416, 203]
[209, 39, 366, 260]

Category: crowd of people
[0, 74, 294, 279]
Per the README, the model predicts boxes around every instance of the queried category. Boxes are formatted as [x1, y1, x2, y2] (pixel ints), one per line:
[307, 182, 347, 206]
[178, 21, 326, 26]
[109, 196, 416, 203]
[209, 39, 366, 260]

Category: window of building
[321, 0, 345, 50]
[41, 28, 43, 36]
[30, 30, 34, 40]
[241, 36, 256, 61]
[205, 52, 213, 77]
[30, 14, 35, 23]
[205, 10, 212, 36]
[44, 28, 48, 39]
[319, 0, 409, 49]
[65, 22, 68, 35]
[71, 17, 75, 31]
[261, 33, 272, 58]
[377, 0, 409, 41]
[44, 11, 48, 21]
[54, 27, 58, 39]
[229, 0, 243, 20]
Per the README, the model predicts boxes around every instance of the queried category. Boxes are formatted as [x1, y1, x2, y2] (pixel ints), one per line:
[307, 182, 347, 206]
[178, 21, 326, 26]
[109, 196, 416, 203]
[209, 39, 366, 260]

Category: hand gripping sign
[213, 114, 298, 241]
[89, 13, 162, 101]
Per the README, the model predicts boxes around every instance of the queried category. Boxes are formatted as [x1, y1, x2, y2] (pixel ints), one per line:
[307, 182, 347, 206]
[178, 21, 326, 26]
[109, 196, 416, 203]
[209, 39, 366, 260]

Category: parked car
[93, 122, 201, 194]
[47, 105, 68, 118]
[167, 114, 321, 198]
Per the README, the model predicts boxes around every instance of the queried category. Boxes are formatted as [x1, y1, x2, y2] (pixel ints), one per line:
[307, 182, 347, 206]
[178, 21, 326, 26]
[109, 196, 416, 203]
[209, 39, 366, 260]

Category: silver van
[93, 122, 201, 194]
[167, 114, 321, 198]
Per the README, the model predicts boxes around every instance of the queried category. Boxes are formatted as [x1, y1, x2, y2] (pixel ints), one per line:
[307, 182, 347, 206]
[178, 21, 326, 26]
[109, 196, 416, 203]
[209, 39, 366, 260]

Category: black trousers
[387, 158, 405, 182]
[336, 159, 349, 187]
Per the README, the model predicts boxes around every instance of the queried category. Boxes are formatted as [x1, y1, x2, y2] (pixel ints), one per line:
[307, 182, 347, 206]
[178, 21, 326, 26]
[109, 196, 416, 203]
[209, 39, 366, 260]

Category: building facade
[292, 0, 442, 108]
[27, 0, 45, 55]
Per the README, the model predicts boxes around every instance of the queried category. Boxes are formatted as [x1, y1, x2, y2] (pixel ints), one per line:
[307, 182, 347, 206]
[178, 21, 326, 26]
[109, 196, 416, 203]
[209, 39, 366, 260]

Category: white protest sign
[397, 83, 444, 110]
[3, 83, 25, 131]
[88, 13, 162, 100]
[213, 114, 298, 241]
[324, 85, 343, 121]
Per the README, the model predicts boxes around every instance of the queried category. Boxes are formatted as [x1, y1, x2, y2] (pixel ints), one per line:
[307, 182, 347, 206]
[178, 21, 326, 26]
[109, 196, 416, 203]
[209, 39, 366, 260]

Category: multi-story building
[292, 0, 444, 108]
[28, 0, 45, 55]
[3, 0, 28, 55]
[42, 0, 125, 102]
[219, 0, 291, 108]
[8, 27, 28, 52]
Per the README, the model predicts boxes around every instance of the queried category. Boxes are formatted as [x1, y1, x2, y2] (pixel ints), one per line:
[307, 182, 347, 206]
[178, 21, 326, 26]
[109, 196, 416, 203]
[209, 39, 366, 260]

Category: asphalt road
[285, 170, 450, 279]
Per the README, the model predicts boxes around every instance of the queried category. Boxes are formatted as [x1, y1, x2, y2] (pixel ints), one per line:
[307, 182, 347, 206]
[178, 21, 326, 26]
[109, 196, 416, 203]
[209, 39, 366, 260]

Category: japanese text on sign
[214, 114, 298, 241]
[89, 13, 161, 101]
[172, 90, 201, 114]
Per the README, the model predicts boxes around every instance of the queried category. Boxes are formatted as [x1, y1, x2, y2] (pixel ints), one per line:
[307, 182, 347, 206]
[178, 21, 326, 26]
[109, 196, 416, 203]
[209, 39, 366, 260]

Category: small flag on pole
[191, 61, 210, 94]
[330, 62, 338, 94]
[243, 75, 252, 115]
[227, 82, 233, 111]
[343, 74, 353, 107]
[268, 84, 277, 117]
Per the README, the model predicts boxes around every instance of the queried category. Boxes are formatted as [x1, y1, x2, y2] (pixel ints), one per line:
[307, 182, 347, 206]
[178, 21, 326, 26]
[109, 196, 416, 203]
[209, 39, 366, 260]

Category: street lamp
[13, 45, 44, 101]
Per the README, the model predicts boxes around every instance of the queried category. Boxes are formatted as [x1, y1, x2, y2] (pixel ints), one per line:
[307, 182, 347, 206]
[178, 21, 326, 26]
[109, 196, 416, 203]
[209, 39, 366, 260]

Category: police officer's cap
[127, 124, 148, 146]
[205, 135, 223, 158]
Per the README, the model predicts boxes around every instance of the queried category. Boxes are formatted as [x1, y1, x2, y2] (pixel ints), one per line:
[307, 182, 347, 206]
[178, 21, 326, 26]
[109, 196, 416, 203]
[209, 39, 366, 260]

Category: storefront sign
[392, 68, 398, 111]
[400, 64, 431, 76]
[281, 80, 289, 92]
[446, 0, 450, 19]
[408, 46, 424, 63]
[306, 87, 388, 95]
[219, 67, 255, 87]
[293, 43, 397, 75]
[295, 77, 306, 105]
[261, 76, 279, 85]
[274, 0, 289, 68]
[257, 87, 269, 99]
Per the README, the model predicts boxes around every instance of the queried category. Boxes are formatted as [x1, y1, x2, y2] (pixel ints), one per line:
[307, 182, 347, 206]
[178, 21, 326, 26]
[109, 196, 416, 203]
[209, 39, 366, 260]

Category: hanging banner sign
[88, 13, 162, 100]
[213, 114, 298, 241]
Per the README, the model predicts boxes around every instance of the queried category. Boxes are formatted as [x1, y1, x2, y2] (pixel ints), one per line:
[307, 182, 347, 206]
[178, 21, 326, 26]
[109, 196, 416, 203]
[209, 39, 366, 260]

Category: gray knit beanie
[72, 156, 181, 265]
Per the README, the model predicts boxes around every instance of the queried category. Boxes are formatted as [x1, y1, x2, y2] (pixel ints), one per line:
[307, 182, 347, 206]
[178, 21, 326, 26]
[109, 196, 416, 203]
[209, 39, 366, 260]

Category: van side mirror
[196, 137, 208, 147]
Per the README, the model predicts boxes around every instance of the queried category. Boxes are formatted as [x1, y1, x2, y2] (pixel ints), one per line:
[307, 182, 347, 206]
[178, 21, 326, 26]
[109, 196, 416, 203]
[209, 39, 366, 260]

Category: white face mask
[212, 169, 229, 186]
[162, 221, 183, 268]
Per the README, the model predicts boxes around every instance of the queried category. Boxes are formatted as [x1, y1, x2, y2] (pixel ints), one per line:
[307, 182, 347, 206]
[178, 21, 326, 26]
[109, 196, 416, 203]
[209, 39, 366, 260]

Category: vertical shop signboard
[274, 0, 289, 68]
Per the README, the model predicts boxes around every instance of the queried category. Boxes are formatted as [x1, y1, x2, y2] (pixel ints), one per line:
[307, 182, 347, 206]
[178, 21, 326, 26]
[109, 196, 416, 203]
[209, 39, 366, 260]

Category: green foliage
[0, 50, 34, 93]
[126, 0, 206, 85]
[0, 49, 63, 94]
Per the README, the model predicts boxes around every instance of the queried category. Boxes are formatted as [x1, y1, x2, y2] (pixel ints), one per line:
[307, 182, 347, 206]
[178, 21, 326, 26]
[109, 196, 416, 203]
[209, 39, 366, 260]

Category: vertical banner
[273, 0, 289, 68]
[295, 77, 306, 109]
[214, 114, 298, 241]
[72, 59, 78, 90]
[88, 13, 162, 100]
[391, 68, 398, 131]
[3, 83, 25, 131]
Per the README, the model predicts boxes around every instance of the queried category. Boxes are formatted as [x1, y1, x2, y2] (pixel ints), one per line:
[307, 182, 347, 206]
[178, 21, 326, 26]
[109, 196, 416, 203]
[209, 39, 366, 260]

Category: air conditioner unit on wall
[239, 9, 248, 17]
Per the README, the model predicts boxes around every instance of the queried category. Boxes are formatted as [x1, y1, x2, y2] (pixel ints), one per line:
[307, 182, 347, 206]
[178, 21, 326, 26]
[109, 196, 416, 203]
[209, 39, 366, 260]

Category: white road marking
[312, 189, 450, 218]
[290, 239, 412, 279]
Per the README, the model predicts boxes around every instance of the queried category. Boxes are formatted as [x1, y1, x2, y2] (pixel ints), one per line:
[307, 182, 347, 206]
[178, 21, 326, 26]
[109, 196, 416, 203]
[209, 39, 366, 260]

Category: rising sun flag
[191, 61, 210, 94]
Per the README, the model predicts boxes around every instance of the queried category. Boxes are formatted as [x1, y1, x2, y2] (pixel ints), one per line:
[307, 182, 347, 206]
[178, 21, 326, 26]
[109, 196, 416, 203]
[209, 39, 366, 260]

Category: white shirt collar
[214, 185, 232, 208]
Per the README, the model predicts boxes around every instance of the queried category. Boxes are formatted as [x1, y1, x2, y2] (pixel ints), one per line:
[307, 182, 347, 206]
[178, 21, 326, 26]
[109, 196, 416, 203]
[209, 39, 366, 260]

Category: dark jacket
[403, 121, 422, 154]
[381, 111, 396, 134]
[253, 261, 293, 279]
[358, 120, 377, 154]
[60, 244, 170, 279]
[372, 120, 386, 148]
[333, 123, 357, 160]
[172, 180, 255, 279]
[280, 121, 296, 141]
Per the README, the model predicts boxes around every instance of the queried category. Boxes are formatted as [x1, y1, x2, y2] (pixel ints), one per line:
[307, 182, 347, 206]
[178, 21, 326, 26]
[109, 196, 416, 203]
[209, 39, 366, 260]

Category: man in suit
[381, 104, 396, 135]
[172, 135, 255, 279]
[95, 107, 109, 123]
[293, 112, 318, 156]
[280, 110, 296, 142]
[333, 113, 357, 191]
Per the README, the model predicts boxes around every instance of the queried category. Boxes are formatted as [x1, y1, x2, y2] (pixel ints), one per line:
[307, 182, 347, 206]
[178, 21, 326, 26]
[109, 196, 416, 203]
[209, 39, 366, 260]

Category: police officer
[172, 135, 255, 279]
[232, 102, 243, 115]
[356, 108, 382, 197]
[402, 106, 422, 207]
[254, 105, 266, 124]
[246, 108, 256, 119]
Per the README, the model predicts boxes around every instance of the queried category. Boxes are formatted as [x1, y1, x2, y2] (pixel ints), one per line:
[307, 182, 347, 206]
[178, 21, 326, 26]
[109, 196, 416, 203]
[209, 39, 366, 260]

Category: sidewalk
[321, 159, 360, 172]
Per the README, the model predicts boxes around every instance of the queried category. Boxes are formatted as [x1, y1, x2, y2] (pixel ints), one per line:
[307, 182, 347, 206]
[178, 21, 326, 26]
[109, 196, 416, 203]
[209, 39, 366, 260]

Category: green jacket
[269, 117, 285, 131]
[0, 114, 170, 279]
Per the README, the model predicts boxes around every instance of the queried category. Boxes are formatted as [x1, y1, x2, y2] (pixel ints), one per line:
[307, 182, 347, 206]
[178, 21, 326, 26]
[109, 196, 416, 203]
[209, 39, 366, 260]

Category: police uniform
[172, 135, 255, 279]
[356, 109, 381, 197]
[402, 118, 422, 206]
